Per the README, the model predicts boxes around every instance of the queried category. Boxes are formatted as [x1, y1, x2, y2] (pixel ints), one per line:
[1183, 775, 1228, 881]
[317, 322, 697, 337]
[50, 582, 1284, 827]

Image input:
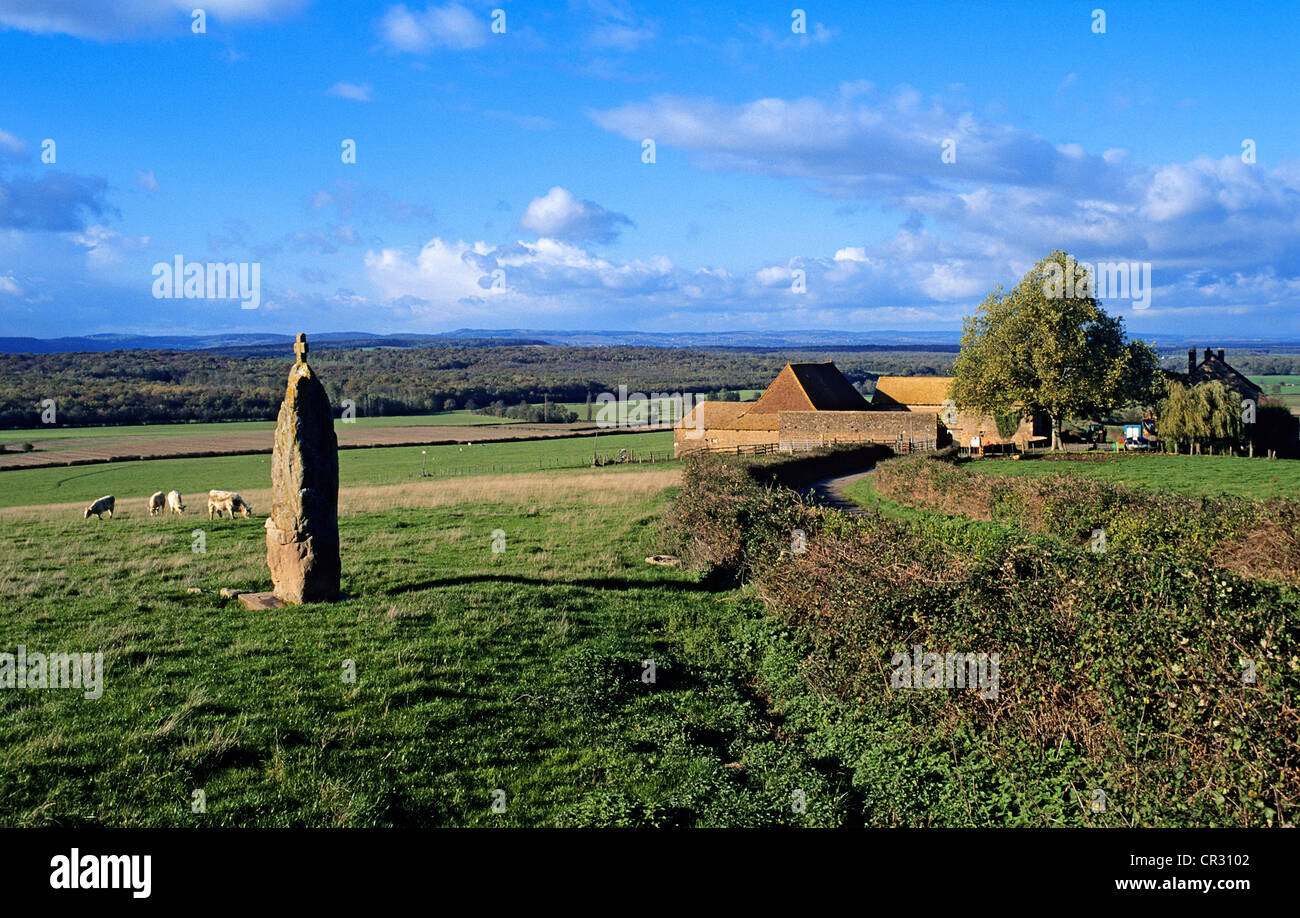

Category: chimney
[1188, 348, 1196, 375]
[1204, 347, 1213, 363]
[1217, 348, 1225, 362]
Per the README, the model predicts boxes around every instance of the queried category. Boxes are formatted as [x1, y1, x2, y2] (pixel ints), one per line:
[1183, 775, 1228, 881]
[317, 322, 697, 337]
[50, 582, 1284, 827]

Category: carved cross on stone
[294, 333, 308, 364]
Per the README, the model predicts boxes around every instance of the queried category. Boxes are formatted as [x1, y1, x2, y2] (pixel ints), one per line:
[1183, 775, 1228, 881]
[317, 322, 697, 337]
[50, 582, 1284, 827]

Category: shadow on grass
[382, 573, 718, 596]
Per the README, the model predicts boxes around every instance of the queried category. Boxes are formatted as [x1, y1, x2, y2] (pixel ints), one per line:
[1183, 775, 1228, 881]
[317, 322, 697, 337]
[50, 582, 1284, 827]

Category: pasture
[0, 460, 841, 827]
[1252, 374, 1300, 415]
[0, 411, 524, 447]
[0, 430, 675, 510]
[969, 453, 1300, 499]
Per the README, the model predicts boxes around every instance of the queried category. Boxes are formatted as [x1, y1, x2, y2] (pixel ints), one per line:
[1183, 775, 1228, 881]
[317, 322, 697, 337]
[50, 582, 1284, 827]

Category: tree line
[0, 345, 957, 429]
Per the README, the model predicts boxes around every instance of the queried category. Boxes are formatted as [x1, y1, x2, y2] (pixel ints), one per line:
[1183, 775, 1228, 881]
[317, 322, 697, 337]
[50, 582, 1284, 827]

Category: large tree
[951, 251, 1160, 449]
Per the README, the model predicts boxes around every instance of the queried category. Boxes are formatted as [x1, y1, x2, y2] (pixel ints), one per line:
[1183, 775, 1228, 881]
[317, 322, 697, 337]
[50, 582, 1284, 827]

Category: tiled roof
[787, 363, 872, 410]
[745, 362, 869, 414]
[871, 376, 953, 408]
[1187, 356, 1263, 396]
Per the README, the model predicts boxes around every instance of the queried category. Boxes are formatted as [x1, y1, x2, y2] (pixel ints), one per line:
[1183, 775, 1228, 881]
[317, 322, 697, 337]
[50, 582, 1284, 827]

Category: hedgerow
[873, 455, 1300, 584]
[664, 449, 1300, 826]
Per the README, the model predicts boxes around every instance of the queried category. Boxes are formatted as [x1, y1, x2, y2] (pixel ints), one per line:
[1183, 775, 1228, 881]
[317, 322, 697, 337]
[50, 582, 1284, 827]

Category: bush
[872, 454, 1300, 585]
[665, 450, 1300, 826]
[660, 445, 890, 584]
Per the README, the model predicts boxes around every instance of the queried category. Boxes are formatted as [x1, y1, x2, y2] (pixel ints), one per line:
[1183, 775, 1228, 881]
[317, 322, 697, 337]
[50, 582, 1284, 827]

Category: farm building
[675, 362, 933, 455]
[675, 362, 1049, 456]
[1183, 348, 1263, 403]
[872, 376, 1049, 449]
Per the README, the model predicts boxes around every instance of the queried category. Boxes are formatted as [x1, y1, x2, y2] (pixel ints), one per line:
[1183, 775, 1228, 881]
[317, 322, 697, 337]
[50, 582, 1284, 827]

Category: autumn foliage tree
[951, 251, 1160, 449]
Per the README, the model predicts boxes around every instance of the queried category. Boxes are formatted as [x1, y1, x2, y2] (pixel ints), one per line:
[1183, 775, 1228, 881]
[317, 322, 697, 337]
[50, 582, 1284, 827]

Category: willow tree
[951, 251, 1160, 450]
[1159, 380, 1241, 453]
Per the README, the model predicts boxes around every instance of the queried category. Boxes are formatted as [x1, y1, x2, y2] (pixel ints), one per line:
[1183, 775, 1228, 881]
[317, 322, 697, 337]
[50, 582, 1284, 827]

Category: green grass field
[1251, 374, 1300, 388]
[0, 431, 674, 510]
[947, 453, 1300, 499]
[0, 411, 525, 446]
[0, 464, 840, 827]
[1250, 375, 1300, 414]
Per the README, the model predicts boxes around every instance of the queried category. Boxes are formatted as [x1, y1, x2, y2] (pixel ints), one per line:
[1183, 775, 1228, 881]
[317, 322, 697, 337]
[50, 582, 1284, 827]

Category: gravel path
[805, 466, 877, 515]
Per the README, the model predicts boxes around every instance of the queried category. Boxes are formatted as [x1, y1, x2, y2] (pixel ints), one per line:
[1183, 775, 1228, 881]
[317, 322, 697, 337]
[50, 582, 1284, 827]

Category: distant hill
[2, 328, 1298, 355]
[0, 332, 547, 355]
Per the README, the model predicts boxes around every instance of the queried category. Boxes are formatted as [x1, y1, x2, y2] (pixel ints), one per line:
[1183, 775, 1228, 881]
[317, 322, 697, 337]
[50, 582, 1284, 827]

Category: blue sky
[0, 0, 1297, 338]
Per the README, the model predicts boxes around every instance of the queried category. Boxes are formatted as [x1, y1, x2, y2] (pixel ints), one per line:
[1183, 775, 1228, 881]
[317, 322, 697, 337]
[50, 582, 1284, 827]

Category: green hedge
[873, 455, 1300, 584]
[663, 451, 1300, 826]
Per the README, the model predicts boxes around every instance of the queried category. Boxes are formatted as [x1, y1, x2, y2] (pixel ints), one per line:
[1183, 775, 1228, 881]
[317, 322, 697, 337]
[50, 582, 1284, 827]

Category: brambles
[667, 450, 1300, 826]
[872, 455, 1300, 585]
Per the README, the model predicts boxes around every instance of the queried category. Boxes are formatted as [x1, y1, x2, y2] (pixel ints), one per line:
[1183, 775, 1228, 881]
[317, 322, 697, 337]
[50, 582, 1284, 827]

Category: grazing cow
[84, 495, 115, 520]
[207, 490, 252, 519]
[166, 490, 185, 515]
[147, 491, 165, 516]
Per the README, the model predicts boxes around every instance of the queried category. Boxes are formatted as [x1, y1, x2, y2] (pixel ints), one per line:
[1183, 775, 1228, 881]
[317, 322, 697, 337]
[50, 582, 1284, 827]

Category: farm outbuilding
[675, 362, 1049, 456]
[872, 376, 1049, 449]
[675, 362, 936, 455]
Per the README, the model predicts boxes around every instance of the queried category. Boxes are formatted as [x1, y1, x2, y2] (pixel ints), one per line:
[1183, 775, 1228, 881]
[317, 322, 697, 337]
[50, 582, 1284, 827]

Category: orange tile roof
[745, 362, 869, 414]
[871, 376, 953, 408]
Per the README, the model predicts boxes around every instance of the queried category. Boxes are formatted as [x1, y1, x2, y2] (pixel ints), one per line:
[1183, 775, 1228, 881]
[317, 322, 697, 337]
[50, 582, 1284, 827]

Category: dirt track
[0, 422, 607, 470]
[806, 467, 876, 516]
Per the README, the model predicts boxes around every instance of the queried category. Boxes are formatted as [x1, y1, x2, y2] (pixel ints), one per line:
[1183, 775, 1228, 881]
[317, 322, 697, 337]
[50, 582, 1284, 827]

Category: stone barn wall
[778, 410, 937, 443]
[675, 424, 779, 454]
[942, 411, 1046, 448]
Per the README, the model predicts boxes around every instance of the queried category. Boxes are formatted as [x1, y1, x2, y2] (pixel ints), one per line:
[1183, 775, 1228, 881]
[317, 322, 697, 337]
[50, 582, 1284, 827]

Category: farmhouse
[1183, 348, 1263, 403]
[675, 362, 1050, 455]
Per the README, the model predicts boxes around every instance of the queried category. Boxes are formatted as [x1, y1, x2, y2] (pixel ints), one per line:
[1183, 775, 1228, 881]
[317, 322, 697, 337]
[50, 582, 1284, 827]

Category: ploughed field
[0, 395, 708, 470]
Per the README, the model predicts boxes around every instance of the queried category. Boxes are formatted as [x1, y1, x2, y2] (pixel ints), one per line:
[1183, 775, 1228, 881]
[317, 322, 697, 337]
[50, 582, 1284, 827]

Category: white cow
[84, 495, 115, 519]
[147, 491, 165, 516]
[166, 490, 185, 515]
[207, 490, 252, 519]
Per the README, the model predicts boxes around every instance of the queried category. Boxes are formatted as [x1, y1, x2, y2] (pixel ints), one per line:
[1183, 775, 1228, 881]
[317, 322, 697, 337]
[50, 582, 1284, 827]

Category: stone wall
[944, 411, 1046, 448]
[675, 424, 779, 454]
[778, 410, 936, 442]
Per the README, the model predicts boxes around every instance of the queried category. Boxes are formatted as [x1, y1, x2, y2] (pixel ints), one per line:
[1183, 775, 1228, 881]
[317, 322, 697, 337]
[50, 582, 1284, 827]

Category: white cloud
[0, 128, 27, 158]
[592, 88, 1300, 288]
[378, 3, 488, 52]
[591, 89, 1114, 199]
[0, 0, 309, 40]
[327, 81, 374, 102]
[519, 186, 632, 243]
[135, 170, 161, 193]
[588, 22, 655, 51]
[365, 237, 496, 305]
[72, 224, 151, 270]
[0, 273, 22, 295]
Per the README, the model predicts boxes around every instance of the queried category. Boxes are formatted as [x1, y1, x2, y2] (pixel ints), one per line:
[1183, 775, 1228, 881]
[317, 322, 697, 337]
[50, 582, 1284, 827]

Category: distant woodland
[0, 345, 963, 428]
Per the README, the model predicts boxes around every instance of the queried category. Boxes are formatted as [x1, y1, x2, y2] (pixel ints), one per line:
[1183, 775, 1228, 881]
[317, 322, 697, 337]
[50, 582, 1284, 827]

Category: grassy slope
[0, 430, 674, 509]
[966, 454, 1300, 499]
[0, 468, 842, 827]
[0, 411, 524, 444]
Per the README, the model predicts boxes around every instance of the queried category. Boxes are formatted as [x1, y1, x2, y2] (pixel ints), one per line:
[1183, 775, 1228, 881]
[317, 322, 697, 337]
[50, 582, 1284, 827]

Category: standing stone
[265, 333, 341, 603]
